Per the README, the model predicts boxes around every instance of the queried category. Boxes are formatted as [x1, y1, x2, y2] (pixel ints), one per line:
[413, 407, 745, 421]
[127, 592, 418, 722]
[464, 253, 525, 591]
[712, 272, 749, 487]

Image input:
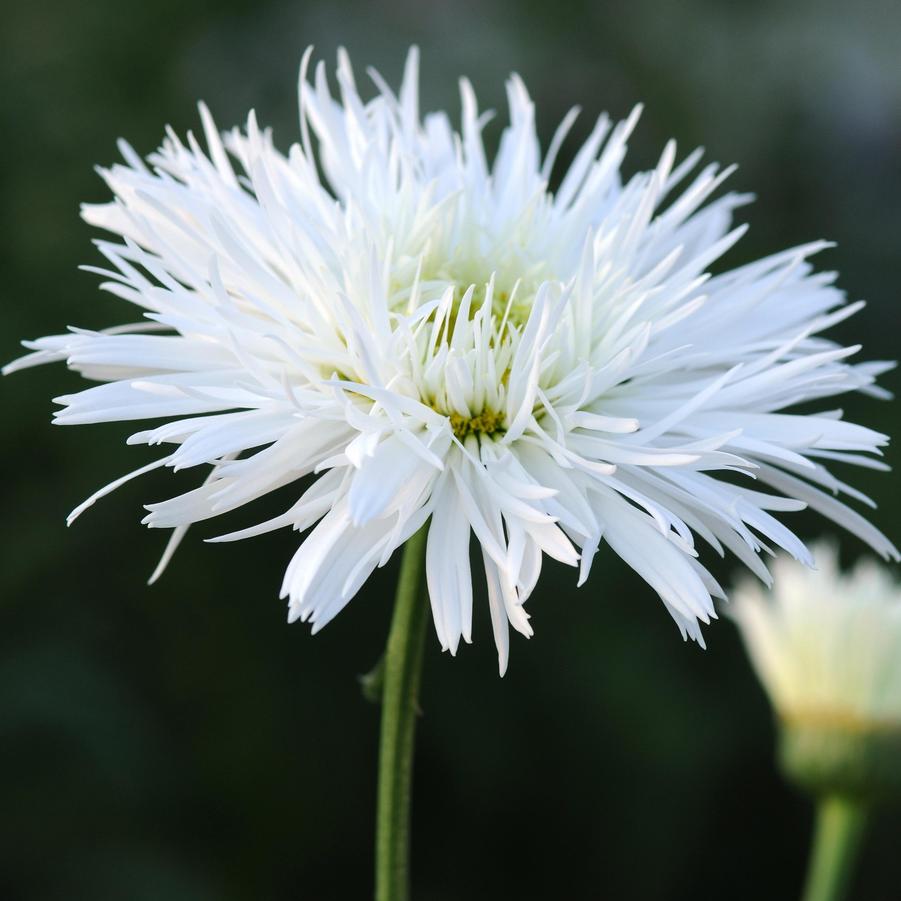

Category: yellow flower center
[448, 408, 505, 439]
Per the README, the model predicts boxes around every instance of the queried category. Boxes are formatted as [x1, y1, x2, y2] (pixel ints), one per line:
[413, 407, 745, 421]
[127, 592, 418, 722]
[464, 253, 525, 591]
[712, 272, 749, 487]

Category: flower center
[448, 408, 505, 440]
[388, 250, 554, 440]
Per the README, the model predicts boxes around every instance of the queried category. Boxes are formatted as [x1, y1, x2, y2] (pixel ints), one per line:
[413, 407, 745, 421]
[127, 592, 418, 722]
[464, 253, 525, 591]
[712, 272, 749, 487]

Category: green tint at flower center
[449, 281, 523, 326]
[418, 247, 555, 332]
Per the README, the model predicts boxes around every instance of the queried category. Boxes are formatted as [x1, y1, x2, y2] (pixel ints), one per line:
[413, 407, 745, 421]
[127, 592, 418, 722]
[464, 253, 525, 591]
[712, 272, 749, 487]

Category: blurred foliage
[1, 0, 900, 898]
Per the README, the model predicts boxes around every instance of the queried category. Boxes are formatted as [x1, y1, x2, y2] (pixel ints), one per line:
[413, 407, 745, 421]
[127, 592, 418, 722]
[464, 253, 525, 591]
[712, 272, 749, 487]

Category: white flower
[6, 48, 896, 673]
[731, 544, 901, 729]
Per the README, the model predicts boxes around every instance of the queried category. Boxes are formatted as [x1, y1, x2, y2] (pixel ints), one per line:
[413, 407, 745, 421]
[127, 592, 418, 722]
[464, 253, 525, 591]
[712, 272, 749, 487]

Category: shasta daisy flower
[6, 49, 896, 673]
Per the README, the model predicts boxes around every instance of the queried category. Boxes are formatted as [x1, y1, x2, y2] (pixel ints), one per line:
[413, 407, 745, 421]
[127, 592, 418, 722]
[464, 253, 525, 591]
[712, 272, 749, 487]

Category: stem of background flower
[800, 795, 868, 901]
[375, 526, 429, 901]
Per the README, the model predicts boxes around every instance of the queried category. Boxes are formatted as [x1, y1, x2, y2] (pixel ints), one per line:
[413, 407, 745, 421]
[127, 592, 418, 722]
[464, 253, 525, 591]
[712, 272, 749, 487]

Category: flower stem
[801, 796, 868, 901]
[375, 526, 429, 901]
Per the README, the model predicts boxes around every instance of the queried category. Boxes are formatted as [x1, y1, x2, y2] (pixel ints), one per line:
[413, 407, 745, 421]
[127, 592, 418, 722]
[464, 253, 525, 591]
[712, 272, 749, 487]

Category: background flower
[730, 545, 901, 901]
[731, 543, 901, 735]
[732, 544, 901, 801]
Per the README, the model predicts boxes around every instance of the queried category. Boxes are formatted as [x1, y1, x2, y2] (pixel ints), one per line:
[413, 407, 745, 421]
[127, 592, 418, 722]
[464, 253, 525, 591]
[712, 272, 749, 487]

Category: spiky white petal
[7, 48, 896, 674]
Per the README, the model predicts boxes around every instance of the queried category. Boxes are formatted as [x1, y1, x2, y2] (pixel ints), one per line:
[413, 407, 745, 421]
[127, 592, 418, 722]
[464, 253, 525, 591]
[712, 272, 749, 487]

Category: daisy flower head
[731, 544, 901, 797]
[7, 48, 896, 674]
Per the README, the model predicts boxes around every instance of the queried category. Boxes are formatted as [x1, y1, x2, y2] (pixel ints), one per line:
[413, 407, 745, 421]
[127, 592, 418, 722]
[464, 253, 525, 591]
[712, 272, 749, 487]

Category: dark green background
[2, 1, 899, 898]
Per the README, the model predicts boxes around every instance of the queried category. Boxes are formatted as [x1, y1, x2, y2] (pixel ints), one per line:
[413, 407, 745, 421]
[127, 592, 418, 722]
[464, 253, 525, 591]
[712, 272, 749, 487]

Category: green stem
[375, 526, 429, 901]
[801, 796, 868, 901]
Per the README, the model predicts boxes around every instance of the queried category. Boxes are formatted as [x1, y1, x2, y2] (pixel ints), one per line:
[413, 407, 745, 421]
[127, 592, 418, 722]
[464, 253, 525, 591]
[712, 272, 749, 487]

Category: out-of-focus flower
[731, 544, 901, 798]
[5, 48, 896, 672]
